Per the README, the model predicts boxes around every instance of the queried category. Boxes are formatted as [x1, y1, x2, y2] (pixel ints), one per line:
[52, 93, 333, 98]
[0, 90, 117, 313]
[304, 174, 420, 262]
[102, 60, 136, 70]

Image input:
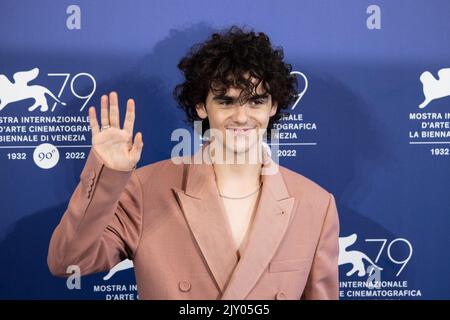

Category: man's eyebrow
[212, 93, 269, 101]
[248, 93, 269, 100]
[212, 94, 235, 101]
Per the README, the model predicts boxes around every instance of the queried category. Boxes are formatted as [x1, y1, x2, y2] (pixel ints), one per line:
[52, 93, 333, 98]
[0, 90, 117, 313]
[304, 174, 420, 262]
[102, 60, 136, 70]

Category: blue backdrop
[1, 0, 449, 299]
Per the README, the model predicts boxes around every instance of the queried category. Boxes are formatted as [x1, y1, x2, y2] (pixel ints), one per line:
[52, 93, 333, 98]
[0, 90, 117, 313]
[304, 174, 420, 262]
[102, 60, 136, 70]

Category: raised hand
[88, 91, 143, 171]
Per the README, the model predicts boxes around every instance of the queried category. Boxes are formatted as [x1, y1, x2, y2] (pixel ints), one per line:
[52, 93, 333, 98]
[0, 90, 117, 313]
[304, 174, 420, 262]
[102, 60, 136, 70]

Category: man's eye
[219, 100, 232, 105]
[250, 99, 265, 106]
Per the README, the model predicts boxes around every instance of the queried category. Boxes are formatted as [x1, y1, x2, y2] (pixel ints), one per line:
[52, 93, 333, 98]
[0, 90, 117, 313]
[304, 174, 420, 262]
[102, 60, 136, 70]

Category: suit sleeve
[47, 148, 143, 277]
[301, 193, 340, 300]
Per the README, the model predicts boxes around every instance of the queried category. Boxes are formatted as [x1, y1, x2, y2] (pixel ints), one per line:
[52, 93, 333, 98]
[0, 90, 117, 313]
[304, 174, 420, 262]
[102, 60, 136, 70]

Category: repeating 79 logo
[366, 238, 413, 276]
[47, 72, 96, 112]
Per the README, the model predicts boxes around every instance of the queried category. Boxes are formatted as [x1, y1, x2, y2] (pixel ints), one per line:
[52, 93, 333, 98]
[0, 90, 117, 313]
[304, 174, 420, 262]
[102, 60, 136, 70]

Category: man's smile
[226, 127, 257, 136]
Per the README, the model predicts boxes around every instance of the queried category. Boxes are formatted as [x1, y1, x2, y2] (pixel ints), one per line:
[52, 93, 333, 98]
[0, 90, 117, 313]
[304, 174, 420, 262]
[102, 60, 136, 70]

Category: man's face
[195, 77, 277, 160]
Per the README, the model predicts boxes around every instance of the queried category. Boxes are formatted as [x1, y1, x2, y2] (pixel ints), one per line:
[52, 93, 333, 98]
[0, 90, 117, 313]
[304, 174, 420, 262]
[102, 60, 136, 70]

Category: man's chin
[223, 142, 262, 162]
[208, 136, 263, 164]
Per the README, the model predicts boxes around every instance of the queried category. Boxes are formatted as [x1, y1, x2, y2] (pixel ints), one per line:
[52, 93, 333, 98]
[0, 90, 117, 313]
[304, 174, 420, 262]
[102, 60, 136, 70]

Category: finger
[100, 94, 109, 128]
[88, 106, 100, 135]
[109, 91, 120, 128]
[130, 132, 144, 162]
[123, 98, 135, 135]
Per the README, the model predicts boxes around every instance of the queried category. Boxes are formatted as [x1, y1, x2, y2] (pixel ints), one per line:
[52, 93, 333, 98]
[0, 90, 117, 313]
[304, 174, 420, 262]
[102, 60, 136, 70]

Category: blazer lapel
[172, 145, 238, 293]
[220, 158, 296, 300]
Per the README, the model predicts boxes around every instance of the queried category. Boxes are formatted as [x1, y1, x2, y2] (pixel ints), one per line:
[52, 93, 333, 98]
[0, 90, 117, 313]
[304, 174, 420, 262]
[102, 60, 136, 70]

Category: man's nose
[231, 104, 249, 123]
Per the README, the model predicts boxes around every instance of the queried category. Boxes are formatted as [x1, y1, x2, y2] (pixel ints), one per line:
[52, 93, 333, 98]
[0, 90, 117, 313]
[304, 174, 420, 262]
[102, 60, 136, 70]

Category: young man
[48, 26, 339, 300]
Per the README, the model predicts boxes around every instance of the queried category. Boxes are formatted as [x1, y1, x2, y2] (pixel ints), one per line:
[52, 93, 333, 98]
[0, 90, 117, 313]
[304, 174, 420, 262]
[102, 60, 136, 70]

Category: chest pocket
[269, 258, 311, 273]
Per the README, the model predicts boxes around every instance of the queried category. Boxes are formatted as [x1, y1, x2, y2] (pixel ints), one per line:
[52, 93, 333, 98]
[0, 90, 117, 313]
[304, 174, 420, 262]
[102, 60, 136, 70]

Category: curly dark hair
[173, 25, 298, 135]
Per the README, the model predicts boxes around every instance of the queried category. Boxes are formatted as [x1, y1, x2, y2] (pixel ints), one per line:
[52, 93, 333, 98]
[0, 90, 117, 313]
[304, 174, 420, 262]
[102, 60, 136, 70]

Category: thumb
[130, 132, 144, 162]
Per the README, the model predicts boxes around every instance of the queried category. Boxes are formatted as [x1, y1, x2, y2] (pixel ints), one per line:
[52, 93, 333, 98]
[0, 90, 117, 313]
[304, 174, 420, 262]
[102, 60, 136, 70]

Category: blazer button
[276, 291, 287, 300]
[179, 280, 191, 292]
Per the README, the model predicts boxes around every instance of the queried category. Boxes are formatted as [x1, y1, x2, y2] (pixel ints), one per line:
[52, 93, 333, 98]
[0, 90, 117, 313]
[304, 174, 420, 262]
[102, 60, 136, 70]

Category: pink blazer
[48, 144, 340, 300]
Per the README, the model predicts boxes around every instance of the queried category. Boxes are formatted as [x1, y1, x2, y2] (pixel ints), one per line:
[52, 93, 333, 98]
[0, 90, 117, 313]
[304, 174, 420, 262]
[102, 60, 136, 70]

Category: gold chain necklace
[219, 182, 262, 200]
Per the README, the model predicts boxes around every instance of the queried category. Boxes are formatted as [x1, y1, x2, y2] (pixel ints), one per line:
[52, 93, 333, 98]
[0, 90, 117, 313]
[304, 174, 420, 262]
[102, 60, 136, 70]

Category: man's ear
[196, 102, 208, 119]
[269, 101, 278, 117]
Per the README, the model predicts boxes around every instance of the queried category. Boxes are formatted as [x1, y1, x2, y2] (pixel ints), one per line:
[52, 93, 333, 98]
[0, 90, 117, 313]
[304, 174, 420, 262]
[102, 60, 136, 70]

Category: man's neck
[212, 147, 263, 197]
